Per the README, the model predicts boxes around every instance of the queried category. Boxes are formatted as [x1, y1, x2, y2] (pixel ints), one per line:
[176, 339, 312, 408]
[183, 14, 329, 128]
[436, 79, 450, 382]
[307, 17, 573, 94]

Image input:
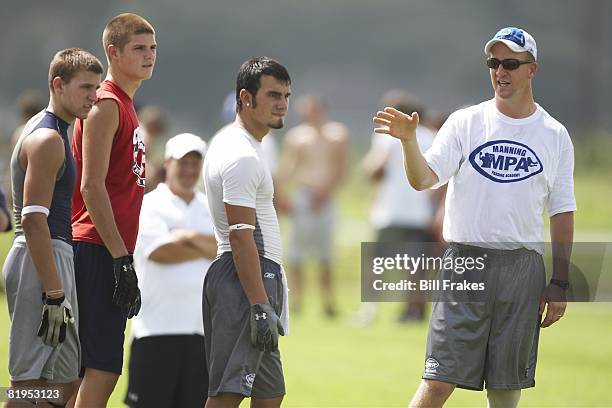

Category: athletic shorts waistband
[13, 235, 73, 255]
[448, 242, 539, 257]
[216, 251, 281, 268]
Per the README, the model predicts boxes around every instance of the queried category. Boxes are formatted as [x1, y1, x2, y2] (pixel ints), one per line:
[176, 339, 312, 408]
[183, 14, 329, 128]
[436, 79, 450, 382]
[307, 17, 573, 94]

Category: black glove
[37, 293, 75, 347]
[112, 255, 141, 318]
[250, 303, 284, 352]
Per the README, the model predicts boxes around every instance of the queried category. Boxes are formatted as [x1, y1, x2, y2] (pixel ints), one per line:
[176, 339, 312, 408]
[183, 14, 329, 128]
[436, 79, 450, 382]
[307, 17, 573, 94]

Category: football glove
[250, 303, 284, 352]
[112, 255, 141, 318]
[37, 293, 75, 347]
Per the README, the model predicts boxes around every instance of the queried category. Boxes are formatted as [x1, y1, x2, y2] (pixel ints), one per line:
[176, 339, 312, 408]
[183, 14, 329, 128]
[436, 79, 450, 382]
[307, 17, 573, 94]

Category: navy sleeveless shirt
[11, 110, 75, 242]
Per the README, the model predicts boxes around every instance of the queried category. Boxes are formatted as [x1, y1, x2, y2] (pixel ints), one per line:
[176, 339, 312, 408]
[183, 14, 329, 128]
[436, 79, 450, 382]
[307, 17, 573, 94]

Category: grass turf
[0, 172, 611, 407]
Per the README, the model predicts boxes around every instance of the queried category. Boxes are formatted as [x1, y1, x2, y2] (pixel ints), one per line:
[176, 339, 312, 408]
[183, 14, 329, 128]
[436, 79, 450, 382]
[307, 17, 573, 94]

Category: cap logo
[495, 27, 525, 47]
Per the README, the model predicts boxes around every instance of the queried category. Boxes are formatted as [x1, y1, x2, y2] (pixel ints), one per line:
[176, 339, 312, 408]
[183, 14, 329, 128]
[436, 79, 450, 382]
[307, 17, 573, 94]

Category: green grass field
[1, 172, 611, 407]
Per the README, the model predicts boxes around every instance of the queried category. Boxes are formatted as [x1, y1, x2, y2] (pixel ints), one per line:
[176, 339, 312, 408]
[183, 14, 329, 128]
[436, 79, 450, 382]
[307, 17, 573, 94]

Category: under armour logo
[255, 313, 267, 320]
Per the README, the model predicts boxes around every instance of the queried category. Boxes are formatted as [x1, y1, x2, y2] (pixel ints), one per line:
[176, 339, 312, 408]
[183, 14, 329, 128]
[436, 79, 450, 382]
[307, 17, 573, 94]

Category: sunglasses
[486, 58, 533, 70]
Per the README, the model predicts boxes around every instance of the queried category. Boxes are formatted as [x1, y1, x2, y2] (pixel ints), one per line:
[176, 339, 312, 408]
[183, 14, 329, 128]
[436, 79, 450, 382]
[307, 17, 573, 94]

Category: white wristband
[229, 223, 255, 231]
[22, 205, 50, 217]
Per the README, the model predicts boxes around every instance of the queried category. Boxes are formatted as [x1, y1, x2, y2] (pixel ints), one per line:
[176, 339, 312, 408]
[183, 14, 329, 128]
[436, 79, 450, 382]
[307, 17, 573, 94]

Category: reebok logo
[425, 358, 439, 373]
[469, 140, 543, 183]
[255, 313, 267, 320]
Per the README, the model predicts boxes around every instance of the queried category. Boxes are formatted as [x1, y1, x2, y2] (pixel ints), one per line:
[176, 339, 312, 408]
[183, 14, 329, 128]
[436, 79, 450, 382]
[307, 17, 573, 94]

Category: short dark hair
[48, 48, 104, 90]
[235, 57, 291, 112]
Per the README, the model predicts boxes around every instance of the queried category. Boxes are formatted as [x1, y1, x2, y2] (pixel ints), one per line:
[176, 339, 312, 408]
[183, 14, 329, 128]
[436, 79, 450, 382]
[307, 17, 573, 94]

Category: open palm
[372, 107, 419, 141]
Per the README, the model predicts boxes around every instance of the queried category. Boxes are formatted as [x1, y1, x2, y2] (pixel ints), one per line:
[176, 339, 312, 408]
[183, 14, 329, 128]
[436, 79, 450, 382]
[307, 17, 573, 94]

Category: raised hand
[372, 107, 420, 141]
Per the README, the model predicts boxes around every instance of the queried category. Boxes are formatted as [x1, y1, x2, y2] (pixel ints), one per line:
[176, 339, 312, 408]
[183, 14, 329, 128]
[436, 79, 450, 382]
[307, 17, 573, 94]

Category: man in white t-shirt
[356, 90, 437, 326]
[221, 90, 280, 174]
[203, 57, 291, 408]
[125, 133, 216, 408]
[374, 27, 575, 408]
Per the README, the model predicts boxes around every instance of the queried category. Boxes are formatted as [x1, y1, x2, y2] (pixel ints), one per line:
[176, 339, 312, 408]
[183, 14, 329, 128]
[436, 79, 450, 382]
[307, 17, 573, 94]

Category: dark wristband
[550, 278, 569, 290]
[42, 293, 66, 305]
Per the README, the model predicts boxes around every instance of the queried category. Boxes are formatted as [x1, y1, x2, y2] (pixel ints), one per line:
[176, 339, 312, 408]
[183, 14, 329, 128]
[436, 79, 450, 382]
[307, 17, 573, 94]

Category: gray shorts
[422, 243, 545, 390]
[2, 237, 80, 383]
[203, 252, 285, 398]
[288, 188, 335, 263]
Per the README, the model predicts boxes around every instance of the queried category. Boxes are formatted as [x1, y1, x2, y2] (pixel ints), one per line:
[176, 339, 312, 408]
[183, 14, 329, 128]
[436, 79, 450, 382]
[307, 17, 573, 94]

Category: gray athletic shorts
[203, 252, 285, 398]
[2, 236, 80, 383]
[288, 188, 335, 263]
[422, 243, 545, 390]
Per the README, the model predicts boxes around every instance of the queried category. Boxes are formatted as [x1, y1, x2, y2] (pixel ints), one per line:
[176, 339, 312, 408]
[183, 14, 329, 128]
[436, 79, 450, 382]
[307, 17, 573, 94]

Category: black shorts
[422, 243, 546, 390]
[73, 241, 127, 375]
[124, 335, 208, 408]
[203, 252, 285, 398]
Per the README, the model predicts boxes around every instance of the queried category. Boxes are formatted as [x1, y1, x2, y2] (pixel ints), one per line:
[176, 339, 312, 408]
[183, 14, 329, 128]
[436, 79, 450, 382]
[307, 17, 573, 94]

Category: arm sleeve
[423, 113, 464, 189]
[547, 130, 577, 216]
[221, 155, 262, 209]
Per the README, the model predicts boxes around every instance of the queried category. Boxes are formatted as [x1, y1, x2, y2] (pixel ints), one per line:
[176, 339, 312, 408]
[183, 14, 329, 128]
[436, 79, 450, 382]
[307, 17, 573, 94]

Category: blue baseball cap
[484, 27, 537, 60]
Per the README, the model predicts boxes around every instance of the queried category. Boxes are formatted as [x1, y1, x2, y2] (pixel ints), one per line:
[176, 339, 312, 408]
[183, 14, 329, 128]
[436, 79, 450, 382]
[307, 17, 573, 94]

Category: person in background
[10, 90, 45, 148]
[125, 133, 215, 408]
[0, 187, 11, 233]
[138, 105, 169, 192]
[276, 94, 349, 317]
[354, 90, 438, 326]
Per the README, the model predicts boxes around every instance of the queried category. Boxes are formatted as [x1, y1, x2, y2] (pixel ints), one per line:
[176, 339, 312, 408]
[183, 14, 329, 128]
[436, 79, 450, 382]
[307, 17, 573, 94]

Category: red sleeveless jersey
[71, 80, 146, 252]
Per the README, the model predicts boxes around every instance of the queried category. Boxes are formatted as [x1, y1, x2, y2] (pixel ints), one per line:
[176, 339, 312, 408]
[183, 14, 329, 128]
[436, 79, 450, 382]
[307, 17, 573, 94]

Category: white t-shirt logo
[469, 139, 543, 183]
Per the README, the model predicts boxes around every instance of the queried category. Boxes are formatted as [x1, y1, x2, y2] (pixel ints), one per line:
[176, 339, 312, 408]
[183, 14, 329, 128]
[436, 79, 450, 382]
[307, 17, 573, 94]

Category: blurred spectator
[5, 91, 45, 205]
[423, 111, 450, 245]
[10, 90, 45, 148]
[353, 90, 440, 326]
[138, 105, 169, 192]
[421, 109, 448, 133]
[277, 94, 349, 317]
[126, 133, 214, 408]
[0, 187, 11, 232]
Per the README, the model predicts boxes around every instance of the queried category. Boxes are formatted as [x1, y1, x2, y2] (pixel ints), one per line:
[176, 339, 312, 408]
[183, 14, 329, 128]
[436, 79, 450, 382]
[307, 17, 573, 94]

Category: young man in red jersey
[69, 13, 156, 408]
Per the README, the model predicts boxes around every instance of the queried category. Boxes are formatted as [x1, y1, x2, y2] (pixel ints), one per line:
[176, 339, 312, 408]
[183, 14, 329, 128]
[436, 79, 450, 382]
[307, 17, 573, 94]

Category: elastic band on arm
[229, 223, 255, 231]
[22, 205, 50, 217]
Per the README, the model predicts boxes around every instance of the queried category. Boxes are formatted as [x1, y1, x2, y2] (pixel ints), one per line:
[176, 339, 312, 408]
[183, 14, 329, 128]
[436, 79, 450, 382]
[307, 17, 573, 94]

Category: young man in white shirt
[374, 27, 575, 408]
[203, 57, 291, 408]
[125, 133, 216, 408]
